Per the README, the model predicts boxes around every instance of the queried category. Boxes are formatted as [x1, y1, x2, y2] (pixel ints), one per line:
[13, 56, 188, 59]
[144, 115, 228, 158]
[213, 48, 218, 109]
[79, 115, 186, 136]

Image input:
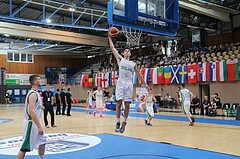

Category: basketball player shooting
[108, 27, 149, 133]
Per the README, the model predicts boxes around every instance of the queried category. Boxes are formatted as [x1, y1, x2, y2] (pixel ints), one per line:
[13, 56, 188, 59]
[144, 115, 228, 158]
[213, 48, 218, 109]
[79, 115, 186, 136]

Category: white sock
[117, 118, 120, 123]
[123, 117, 127, 123]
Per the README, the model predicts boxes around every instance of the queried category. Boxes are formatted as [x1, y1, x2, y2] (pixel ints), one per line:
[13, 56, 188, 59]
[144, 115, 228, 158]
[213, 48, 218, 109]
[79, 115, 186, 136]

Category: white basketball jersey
[24, 89, 42, 121]
[96, 90, 103, 101]
[145, 94, 154, 107]
[118, 58, 135, 81]
[180, 89, 191, 102]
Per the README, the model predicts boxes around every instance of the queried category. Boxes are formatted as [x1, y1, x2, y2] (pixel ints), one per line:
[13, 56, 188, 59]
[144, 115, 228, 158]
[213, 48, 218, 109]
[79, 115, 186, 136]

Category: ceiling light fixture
[18, 43, 37, 51]
[3, 34, 10, 37]
[38, 44, 58, 51]
[69, 7, 75, 12]
[46, 19, 51, 23]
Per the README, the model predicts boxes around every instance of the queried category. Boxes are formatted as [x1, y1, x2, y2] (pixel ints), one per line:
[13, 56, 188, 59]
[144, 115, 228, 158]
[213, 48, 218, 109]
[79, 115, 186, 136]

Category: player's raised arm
[108, 33, 122, 62]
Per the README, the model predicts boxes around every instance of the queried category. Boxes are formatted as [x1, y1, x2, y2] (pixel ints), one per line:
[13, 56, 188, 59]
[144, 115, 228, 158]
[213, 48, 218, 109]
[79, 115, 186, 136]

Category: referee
[42, 85, 57, 128]
[66, 88, 74, 116]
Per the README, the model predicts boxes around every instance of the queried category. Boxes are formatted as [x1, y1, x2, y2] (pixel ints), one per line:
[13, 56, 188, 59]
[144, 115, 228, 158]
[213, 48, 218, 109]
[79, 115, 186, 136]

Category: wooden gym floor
[0, 105, 239, 157]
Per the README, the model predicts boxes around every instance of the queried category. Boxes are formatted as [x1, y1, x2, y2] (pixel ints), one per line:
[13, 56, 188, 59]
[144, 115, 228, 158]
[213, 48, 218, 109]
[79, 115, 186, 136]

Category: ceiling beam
[0, 22, 108, 46]
[180, 0, 230, 22]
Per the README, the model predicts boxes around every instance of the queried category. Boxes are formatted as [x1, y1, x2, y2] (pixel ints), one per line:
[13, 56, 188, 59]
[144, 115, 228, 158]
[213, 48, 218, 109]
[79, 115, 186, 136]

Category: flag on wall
[88, 77, 93, 87]
[109, 72, 112, 86]
[81, 74, 89, 87]
[112, 71, 118, 85]
[152, 68, 158, 84]
[102, 72, 109, 88]
[187, 64, 197, 84]
[132, 71, 138, 85]
[138, 69, 145, 84]
[178, 65, 188, 83]
[149, 68, 154, 83]
[209, 62, 217, 81]
[164, 67, 172, 84]
[157, 67, 165, 84]
[197, 62, 210, 82]
[217, 60, 227, 82]
[97, 73, 102, 87]
[227, 61, 239, 81]
[93, 73, 97, 87]
[171, 66, 179, 84]
[144, 68, 150, 84]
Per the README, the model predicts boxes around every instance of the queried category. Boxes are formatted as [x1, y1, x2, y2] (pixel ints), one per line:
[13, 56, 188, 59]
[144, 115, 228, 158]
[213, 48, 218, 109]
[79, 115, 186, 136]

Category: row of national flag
[80, 61, 239, 87]
[80, 71, 118, 88]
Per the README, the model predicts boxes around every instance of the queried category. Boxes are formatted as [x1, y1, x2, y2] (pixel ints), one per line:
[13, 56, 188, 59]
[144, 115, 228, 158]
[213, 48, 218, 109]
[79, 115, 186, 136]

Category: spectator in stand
[165, 94, 172, 106]
[208, 93, 221, 115]
[190, 95, 200, 115]
[201, 95, 211, 115]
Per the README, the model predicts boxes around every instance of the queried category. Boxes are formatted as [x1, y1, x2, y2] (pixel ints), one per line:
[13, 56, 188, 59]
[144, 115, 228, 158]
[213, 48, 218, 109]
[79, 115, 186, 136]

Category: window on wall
[27, 54, 33, 62]
[7, 52, 13, 61]
[21, 53, 26, 62]
[7, 52, 34, 63]
[14, 53, 20, 62]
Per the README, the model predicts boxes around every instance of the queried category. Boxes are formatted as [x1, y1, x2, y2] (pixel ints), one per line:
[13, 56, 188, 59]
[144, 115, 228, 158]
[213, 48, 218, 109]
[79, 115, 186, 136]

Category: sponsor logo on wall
[0, 133, 101, 156]
[6, 74, 46, 85]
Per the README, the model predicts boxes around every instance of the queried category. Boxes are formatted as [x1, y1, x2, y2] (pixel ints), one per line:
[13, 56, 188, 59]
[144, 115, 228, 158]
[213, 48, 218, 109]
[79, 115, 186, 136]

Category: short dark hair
[181, 84, 185, 88]
[214, 93, 218, 96]
[121, 47, 130, 53]
[57, 88, 60, 92]
[29, 75, 39, 85]
[68, 88, 70, 91]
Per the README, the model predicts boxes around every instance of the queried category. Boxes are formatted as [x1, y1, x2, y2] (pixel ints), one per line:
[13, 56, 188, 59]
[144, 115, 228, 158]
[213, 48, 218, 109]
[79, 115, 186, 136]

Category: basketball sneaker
[145, 119, 148, 125]
[147, 123, 153, 126]
[191, 117, 195, 123]
[115, 122, 121, 132]
[189, 122, 194, 126]
[119, 122, 127, 133]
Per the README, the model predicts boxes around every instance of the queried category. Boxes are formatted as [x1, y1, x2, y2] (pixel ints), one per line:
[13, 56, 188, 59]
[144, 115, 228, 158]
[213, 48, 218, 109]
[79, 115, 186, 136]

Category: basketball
[109, 27, 119, 37]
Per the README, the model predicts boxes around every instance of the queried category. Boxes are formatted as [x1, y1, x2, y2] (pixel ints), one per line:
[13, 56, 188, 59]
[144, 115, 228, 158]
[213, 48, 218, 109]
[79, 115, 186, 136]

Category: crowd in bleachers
[97, 42, 240, 71]
[135, 42, 240, 68]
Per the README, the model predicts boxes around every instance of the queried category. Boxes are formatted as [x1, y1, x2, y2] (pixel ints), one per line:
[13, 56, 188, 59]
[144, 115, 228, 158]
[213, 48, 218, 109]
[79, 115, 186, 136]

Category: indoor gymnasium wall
[0, 54, 90, 74]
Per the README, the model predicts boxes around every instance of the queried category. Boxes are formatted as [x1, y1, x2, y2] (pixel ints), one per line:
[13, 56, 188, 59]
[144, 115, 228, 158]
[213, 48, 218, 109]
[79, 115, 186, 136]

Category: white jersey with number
[95, 90, 103, 108]
[180, 88, 191, 102]
[145, 94, 154, 117]
[118, 57, 135, 82]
